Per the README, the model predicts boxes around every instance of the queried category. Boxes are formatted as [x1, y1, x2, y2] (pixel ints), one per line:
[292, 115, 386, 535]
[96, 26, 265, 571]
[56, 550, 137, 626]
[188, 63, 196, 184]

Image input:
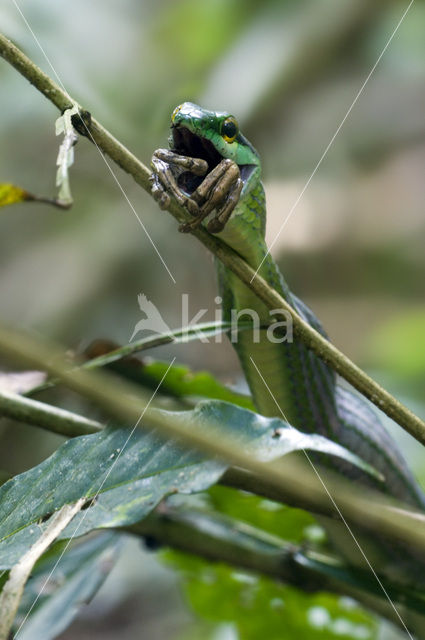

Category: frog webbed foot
[179, 158, 242, 234]
[150, 150, 242, 234]
[150, 149, 208, 214]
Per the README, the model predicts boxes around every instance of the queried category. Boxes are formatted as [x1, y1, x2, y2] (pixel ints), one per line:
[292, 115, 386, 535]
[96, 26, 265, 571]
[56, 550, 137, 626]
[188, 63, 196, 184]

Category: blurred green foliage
[369, 309, 425, 382]
[175, 564, 377, 640]
[1, 0, 424, 638]
[166, 487, 377, 639]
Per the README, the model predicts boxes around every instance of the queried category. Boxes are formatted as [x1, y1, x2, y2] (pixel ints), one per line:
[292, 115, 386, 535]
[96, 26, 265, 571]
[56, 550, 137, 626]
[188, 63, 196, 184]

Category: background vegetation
[0, 1, 424, 638]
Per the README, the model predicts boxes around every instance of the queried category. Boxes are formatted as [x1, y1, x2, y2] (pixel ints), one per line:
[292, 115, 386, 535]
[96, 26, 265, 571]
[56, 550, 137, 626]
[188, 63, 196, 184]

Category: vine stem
[0, 32, 424, 446]
[0, 388, 101, 436]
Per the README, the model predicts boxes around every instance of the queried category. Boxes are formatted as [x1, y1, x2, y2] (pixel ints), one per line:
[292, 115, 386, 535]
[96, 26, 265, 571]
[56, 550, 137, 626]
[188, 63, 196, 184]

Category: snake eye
[221, 116, 238, 143]
[171, 105, 183, 123]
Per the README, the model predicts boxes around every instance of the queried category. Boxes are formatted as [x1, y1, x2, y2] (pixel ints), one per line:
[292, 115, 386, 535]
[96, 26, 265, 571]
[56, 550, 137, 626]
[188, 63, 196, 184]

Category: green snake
[150, 103, 425, 622]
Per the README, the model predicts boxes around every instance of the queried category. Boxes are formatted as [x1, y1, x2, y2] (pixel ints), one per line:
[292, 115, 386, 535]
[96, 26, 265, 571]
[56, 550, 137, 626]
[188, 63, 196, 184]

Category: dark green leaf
[0, 400, 382, 566]
[0, 424, 224, 568]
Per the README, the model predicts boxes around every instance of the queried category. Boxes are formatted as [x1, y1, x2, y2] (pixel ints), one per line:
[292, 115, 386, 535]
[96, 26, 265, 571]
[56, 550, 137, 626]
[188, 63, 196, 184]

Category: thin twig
[0, 388, 101, 436]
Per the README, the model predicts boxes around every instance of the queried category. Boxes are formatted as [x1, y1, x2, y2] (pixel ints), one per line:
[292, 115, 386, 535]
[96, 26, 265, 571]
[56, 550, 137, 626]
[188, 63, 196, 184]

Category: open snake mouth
[172, 126, 222, 170]
[171, 125, 254, 195]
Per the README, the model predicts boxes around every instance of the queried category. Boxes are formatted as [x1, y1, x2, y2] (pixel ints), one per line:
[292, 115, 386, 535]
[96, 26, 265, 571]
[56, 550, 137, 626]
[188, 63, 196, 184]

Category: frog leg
[207, 176, 243, 233]
[150, 149, 208, 214]
[154, 149, 208, 177]
[179, 159, 241, 233]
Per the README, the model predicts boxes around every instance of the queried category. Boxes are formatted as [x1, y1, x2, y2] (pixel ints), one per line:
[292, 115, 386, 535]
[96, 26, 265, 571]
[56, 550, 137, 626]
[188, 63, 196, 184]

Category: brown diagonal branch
[0, 32, 424, 447]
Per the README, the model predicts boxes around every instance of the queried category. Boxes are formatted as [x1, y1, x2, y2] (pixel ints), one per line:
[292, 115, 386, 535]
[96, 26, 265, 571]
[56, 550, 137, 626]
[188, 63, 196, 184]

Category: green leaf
[16, 532, 120, 640]
[177, 403, 383, 481]
[0, 424, 224, 568]
[119, 360, 254, 409]
[0, 400, 382, 566]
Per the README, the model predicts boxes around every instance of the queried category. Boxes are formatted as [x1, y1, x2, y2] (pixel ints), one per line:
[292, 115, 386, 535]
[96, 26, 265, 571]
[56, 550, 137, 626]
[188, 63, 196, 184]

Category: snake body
[153, 103, 425, 509]
[151, 104, 425, 623]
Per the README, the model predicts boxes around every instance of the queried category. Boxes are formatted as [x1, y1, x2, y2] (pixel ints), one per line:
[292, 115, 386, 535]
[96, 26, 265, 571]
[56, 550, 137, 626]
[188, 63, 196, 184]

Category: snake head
[169, 102, 260, 189]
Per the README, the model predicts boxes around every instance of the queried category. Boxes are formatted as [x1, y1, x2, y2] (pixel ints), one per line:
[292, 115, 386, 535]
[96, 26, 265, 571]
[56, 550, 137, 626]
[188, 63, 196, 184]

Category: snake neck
[216, 182, 338, 432]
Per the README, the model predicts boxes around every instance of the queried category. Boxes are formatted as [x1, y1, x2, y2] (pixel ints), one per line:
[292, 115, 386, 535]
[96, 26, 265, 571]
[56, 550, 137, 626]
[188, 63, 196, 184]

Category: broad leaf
[177, 403, 383, 477]
[0, 424, 223, 568]
[0, 400, 382, 566]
